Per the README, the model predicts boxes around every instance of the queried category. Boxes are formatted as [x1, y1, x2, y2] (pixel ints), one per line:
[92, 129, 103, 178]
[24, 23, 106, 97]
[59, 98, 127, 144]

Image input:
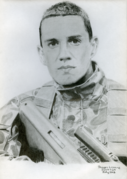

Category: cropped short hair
[39, 1, 93, 46]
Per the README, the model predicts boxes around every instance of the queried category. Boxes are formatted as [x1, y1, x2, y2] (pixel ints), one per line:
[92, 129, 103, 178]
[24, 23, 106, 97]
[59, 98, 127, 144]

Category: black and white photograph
[0, 0, 126, 178]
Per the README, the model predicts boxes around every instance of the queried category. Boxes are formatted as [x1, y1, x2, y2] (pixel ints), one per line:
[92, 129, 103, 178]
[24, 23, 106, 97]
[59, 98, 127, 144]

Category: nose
[58, 42, 71, 62]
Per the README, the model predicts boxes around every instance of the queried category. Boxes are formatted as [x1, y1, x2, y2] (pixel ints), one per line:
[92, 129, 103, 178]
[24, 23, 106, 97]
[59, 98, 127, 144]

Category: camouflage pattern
[0, 62, 126, 161]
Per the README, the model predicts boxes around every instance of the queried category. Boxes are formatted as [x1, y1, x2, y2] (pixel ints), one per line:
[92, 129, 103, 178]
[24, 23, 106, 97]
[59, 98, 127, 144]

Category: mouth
[58, 66, 75, 70]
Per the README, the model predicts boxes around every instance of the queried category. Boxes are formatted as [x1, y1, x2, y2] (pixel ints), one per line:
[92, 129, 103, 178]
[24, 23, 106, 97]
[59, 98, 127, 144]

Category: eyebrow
[44, 35, 82, 43]
[44, 38, 58, 43]
[68, 35, 82, 39]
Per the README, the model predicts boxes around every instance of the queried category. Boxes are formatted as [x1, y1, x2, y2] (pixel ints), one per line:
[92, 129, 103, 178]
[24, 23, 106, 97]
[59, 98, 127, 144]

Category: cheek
[44, 47, 59, 60]
[72, 46, 91, 73]
[45, 57, 57, 76]
[43, 51, 55, 68]
[71, 44, 90, 59]
[80, 47, 92, 67]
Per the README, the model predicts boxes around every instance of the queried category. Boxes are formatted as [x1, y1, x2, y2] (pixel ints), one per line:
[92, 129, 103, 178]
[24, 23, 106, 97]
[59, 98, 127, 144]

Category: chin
[56, 77, 78, 86]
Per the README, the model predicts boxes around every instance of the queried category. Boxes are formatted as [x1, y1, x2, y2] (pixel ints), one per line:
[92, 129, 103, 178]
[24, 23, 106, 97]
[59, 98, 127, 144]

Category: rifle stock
[19, 101, 121, 164]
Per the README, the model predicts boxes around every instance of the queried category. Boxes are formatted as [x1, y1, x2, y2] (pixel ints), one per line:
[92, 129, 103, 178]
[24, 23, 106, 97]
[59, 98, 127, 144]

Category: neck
[63, 63, 93, 88]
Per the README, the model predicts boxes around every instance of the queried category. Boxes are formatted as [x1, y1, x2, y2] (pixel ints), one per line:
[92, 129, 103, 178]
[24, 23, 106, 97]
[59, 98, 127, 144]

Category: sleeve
[0, 96, 21, 157]
[0, 88, 39, 156]
[0, 88, 45, 162]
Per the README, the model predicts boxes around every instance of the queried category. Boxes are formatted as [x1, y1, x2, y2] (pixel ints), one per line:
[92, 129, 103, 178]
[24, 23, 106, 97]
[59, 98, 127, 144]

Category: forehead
[41, 15, 88, 40]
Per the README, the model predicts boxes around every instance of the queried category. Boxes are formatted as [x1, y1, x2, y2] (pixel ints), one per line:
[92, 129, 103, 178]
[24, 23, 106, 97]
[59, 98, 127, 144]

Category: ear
[37, 45, 47, 66]
[90, 37, 99, 58]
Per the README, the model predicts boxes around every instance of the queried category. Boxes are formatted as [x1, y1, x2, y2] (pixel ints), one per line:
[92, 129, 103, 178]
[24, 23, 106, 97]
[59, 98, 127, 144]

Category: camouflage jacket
[0, 63, 127, 162]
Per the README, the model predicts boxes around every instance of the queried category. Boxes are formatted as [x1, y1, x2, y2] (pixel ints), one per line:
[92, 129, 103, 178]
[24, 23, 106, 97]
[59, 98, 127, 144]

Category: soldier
[0, 1, 126, 164]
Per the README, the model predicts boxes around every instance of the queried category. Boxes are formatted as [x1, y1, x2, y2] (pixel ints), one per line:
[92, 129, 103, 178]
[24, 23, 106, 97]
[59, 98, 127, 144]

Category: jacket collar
[55, 62, 106, 100]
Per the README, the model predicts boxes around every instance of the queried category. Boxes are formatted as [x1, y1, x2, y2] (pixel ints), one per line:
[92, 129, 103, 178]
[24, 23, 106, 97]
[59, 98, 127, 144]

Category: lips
[58, 65, 75, 70]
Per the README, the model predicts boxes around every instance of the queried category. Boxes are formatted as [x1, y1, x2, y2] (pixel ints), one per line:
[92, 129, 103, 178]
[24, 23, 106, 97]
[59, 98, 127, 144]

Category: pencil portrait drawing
[0, 1, 126, 168]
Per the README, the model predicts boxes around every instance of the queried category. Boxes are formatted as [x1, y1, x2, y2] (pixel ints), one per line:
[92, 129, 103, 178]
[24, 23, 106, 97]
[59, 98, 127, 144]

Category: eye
[48, 40, 59, 48]
[68, 38, 81, 46]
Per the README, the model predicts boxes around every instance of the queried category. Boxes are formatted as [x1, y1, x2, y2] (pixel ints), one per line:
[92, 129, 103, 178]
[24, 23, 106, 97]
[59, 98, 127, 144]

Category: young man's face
[39, 15, 97, 85]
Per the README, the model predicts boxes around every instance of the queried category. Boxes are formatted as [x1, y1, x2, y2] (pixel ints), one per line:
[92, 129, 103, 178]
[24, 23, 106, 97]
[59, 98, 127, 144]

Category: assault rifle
[19, 101, 120, 164]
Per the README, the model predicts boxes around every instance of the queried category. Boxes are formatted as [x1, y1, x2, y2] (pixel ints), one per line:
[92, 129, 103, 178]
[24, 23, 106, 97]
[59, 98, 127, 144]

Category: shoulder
[8, 81, 55, 105]
[105, 78, 127, 107]
[0, 81, 55, 125]
[105, 78, 126, 91]
[105, 78, 127, 104]
[105, 78, 127, 116]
